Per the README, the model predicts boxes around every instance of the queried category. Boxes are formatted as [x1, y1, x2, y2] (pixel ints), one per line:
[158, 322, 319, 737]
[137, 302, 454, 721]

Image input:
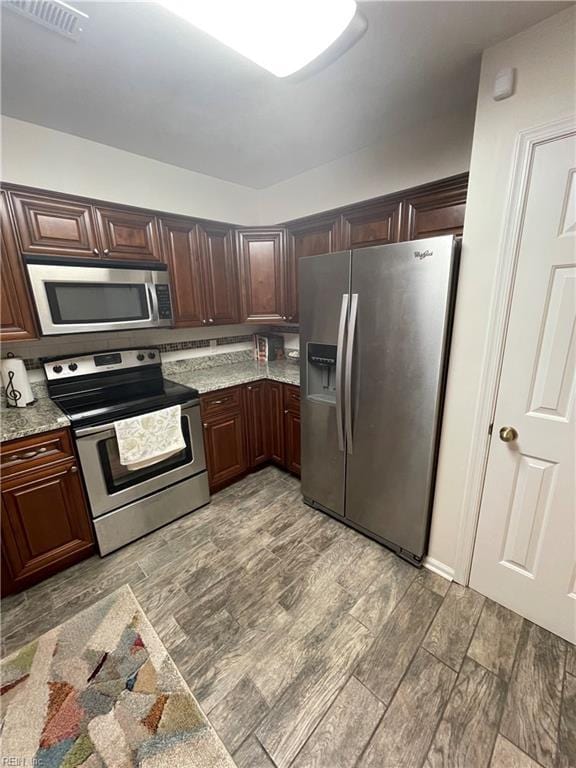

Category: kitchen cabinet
[198, 223, 241, 325]
[9, 190, 100, 259]
[283, 384, 301, 477]
[0, 192, 37, 342]
[340, 198, 402, 249]
[267, 381, 285, 466]
[237, 228, 287, 323]
[286, 214, 341, 323]
[400, 176, 467, 240]
[161, 218, 205, 327]
[201, 386, 247, 491]
[95, 206, 162, 261]
[244, 381, 271, 468]
[0, 428, 95, 596]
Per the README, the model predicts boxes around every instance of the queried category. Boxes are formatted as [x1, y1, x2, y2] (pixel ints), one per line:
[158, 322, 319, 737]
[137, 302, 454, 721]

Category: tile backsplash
[2, 324, 300, 383]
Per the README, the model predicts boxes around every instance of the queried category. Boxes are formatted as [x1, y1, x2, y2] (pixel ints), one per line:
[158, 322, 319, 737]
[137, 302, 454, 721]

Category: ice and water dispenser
[306, 343, 337, 405]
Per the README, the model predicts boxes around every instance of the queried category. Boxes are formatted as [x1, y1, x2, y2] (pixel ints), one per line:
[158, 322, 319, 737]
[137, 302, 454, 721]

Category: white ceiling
[1, 1, 570, 188]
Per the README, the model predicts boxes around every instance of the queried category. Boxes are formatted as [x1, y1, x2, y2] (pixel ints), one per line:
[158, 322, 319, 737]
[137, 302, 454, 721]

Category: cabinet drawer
[201, 386, 243, 417]
[1, 429, 74, 478]
[284, 384, 300, 414]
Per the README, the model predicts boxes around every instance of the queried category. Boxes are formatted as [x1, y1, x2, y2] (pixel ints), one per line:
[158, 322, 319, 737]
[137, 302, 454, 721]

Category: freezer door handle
[345, 293, 358, 455]
[336, 293, 349, 451]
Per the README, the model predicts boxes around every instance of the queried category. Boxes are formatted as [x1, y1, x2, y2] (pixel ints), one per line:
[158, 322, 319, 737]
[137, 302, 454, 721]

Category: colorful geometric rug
[0, 584, 236, 767]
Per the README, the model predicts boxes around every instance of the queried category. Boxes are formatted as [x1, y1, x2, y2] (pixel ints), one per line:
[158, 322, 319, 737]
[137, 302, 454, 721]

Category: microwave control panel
[156, 285, 173, 320]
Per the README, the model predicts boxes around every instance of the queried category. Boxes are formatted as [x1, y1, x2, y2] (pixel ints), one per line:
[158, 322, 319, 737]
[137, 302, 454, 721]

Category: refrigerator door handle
[336, 293, 349, 452]
[345, 293, 359, 455]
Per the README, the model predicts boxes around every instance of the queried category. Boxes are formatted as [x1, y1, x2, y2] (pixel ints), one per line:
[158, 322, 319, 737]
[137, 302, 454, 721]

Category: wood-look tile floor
[2, 466, 575, 768]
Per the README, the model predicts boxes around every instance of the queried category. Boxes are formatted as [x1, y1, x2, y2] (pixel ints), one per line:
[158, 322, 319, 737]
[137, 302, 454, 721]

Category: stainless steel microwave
[26, 259, 173, 335]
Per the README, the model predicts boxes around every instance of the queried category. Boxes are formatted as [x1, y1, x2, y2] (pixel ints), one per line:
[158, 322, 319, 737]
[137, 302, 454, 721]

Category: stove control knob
[147, 352, 156, 360]
[137, 353, 145, 362]
[52, 365, 63, 374]
[68, 363, 78, 372]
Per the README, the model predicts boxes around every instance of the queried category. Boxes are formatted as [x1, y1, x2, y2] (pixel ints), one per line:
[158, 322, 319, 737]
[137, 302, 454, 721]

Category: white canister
[1, 357, 35, 407]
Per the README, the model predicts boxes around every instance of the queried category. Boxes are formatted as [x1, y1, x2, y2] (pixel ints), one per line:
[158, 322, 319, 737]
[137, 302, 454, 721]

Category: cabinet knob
[69, 465, 78, 473]
[247, 386, 252, 390]
[103, 249, 110, 256]
[92, 248, 100, 256]
[209, 318, 214, 323]
[284, 409, 288, 414]
[203, 423, 208, 429]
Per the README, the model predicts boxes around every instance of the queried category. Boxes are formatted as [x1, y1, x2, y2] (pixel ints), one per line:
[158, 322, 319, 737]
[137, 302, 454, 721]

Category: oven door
[26, 261, 171, 335]
[74, 402, 206, 518]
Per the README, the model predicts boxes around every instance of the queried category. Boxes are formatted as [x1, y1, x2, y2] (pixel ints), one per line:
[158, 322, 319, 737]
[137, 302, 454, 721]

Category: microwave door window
[45, 282, 150, 324]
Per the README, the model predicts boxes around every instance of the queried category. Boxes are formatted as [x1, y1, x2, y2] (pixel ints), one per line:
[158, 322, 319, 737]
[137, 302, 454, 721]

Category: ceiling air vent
[5, 0, 88, 41]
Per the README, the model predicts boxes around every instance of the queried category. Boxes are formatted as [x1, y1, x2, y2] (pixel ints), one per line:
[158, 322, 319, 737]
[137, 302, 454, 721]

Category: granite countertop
[0, 360, 300, 443]
[1, 383, 70, 444]
[164, 359, 300, 393]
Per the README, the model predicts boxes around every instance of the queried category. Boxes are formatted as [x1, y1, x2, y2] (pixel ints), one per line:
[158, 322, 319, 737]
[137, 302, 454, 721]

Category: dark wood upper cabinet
[340, 199, 402, 249]
[161, 218, 205, 327]
[285, 214, 340, 323]
[401, 176, 468, 240]
[244, 381, 271, 469]
[95, 206, 162, 261]
[9, 191, 100, 258]
[198, 223, 241, 325]
[237, 228, 286, 323]
[0, 193, 37, 342]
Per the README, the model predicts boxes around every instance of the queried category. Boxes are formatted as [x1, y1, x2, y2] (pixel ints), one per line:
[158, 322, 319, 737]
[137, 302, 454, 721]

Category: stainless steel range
[44, 348, 209, 555]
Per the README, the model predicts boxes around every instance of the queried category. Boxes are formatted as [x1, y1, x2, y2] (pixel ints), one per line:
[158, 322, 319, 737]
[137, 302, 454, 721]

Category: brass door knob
[499, 426, 518, 443]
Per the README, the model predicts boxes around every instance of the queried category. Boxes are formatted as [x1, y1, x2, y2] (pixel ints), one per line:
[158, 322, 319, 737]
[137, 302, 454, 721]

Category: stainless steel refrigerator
[299, 235, 460, 565]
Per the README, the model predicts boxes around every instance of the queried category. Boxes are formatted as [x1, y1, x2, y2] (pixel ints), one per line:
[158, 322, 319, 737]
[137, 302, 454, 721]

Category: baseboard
[423, 556, 455, 582]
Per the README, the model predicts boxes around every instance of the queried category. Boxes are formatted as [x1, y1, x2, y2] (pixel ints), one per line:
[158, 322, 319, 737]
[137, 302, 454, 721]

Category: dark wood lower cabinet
[201, 381, 300, 491]
[1, 429, 95, 596]
[244, 382, 271, 469]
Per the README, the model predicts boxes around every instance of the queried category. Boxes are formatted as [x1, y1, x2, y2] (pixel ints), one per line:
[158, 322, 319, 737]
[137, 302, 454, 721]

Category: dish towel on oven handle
[114, 405, 186, 471]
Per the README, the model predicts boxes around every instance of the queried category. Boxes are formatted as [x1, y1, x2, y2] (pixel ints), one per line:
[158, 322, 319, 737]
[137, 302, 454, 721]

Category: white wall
[0, 116, 260, 224]
[427, 7, 576, 576]
[258, 110, 475, 223]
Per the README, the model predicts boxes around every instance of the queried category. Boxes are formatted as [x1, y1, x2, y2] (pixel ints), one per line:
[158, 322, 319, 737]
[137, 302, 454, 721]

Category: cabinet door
[198, 224, 241, 325]
[1, 193, 37, 342]
[9, 191, 100, 258]
[161, 218, 205, 327]
[95, 206, 162, 261]
[284, 411, 301, 476]
[286, 214, 341, 323]
[268, 381, 285, 467]
[244, 381, 271, 468]
[237, 228, 286, 323]
[1, 461, 94, 593]
[401, 177, 468, 240]
[340, 199, 402, 249]
[202, 411, 247, 490]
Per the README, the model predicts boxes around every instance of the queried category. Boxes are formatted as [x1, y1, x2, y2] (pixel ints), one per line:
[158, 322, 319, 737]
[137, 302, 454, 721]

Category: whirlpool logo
[414, 249, 433, 260]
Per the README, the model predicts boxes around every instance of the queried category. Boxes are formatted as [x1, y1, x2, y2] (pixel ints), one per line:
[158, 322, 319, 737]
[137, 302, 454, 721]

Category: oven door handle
[73, 399, 200, 437]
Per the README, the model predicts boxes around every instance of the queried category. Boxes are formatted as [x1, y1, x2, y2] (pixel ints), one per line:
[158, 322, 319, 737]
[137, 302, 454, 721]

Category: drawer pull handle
[211, 397, 230, 405]
[8, 447, 49, 461]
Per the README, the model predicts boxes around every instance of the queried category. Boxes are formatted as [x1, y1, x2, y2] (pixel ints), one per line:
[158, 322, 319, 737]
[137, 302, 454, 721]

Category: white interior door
[470, 130, 576, 643]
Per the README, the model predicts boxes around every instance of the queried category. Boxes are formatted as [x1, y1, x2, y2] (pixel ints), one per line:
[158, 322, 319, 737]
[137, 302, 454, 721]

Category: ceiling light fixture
[157, 0, 363, 78]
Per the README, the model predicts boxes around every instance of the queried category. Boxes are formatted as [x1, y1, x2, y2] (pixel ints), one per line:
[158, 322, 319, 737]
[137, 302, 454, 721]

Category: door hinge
[488, 423, 494, 436]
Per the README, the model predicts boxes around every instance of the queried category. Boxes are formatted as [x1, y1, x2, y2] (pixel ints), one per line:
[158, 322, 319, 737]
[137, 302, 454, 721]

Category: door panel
[9, 191, 99, 258]
[345, 238, 457, 560]
[95, 207, 162, 261]
[471, 132, 576, 643]
[161, 218, 205, 326]
[401, 186, 467, 240]
[341, 200, 402, 249]
[268, 381, 285, 466]
[299, 250, 350, 516]
[202, 411, 247, 490]
[245, 382, 271, 468]
[199, 224, 240, 325]
[1, 192, 37, 341]
[284, 410, 301, 476]
[237, 229, 286, 322]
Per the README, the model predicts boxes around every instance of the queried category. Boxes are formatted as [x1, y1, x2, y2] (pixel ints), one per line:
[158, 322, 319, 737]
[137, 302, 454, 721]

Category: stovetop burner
[43, 347, 199, 429]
